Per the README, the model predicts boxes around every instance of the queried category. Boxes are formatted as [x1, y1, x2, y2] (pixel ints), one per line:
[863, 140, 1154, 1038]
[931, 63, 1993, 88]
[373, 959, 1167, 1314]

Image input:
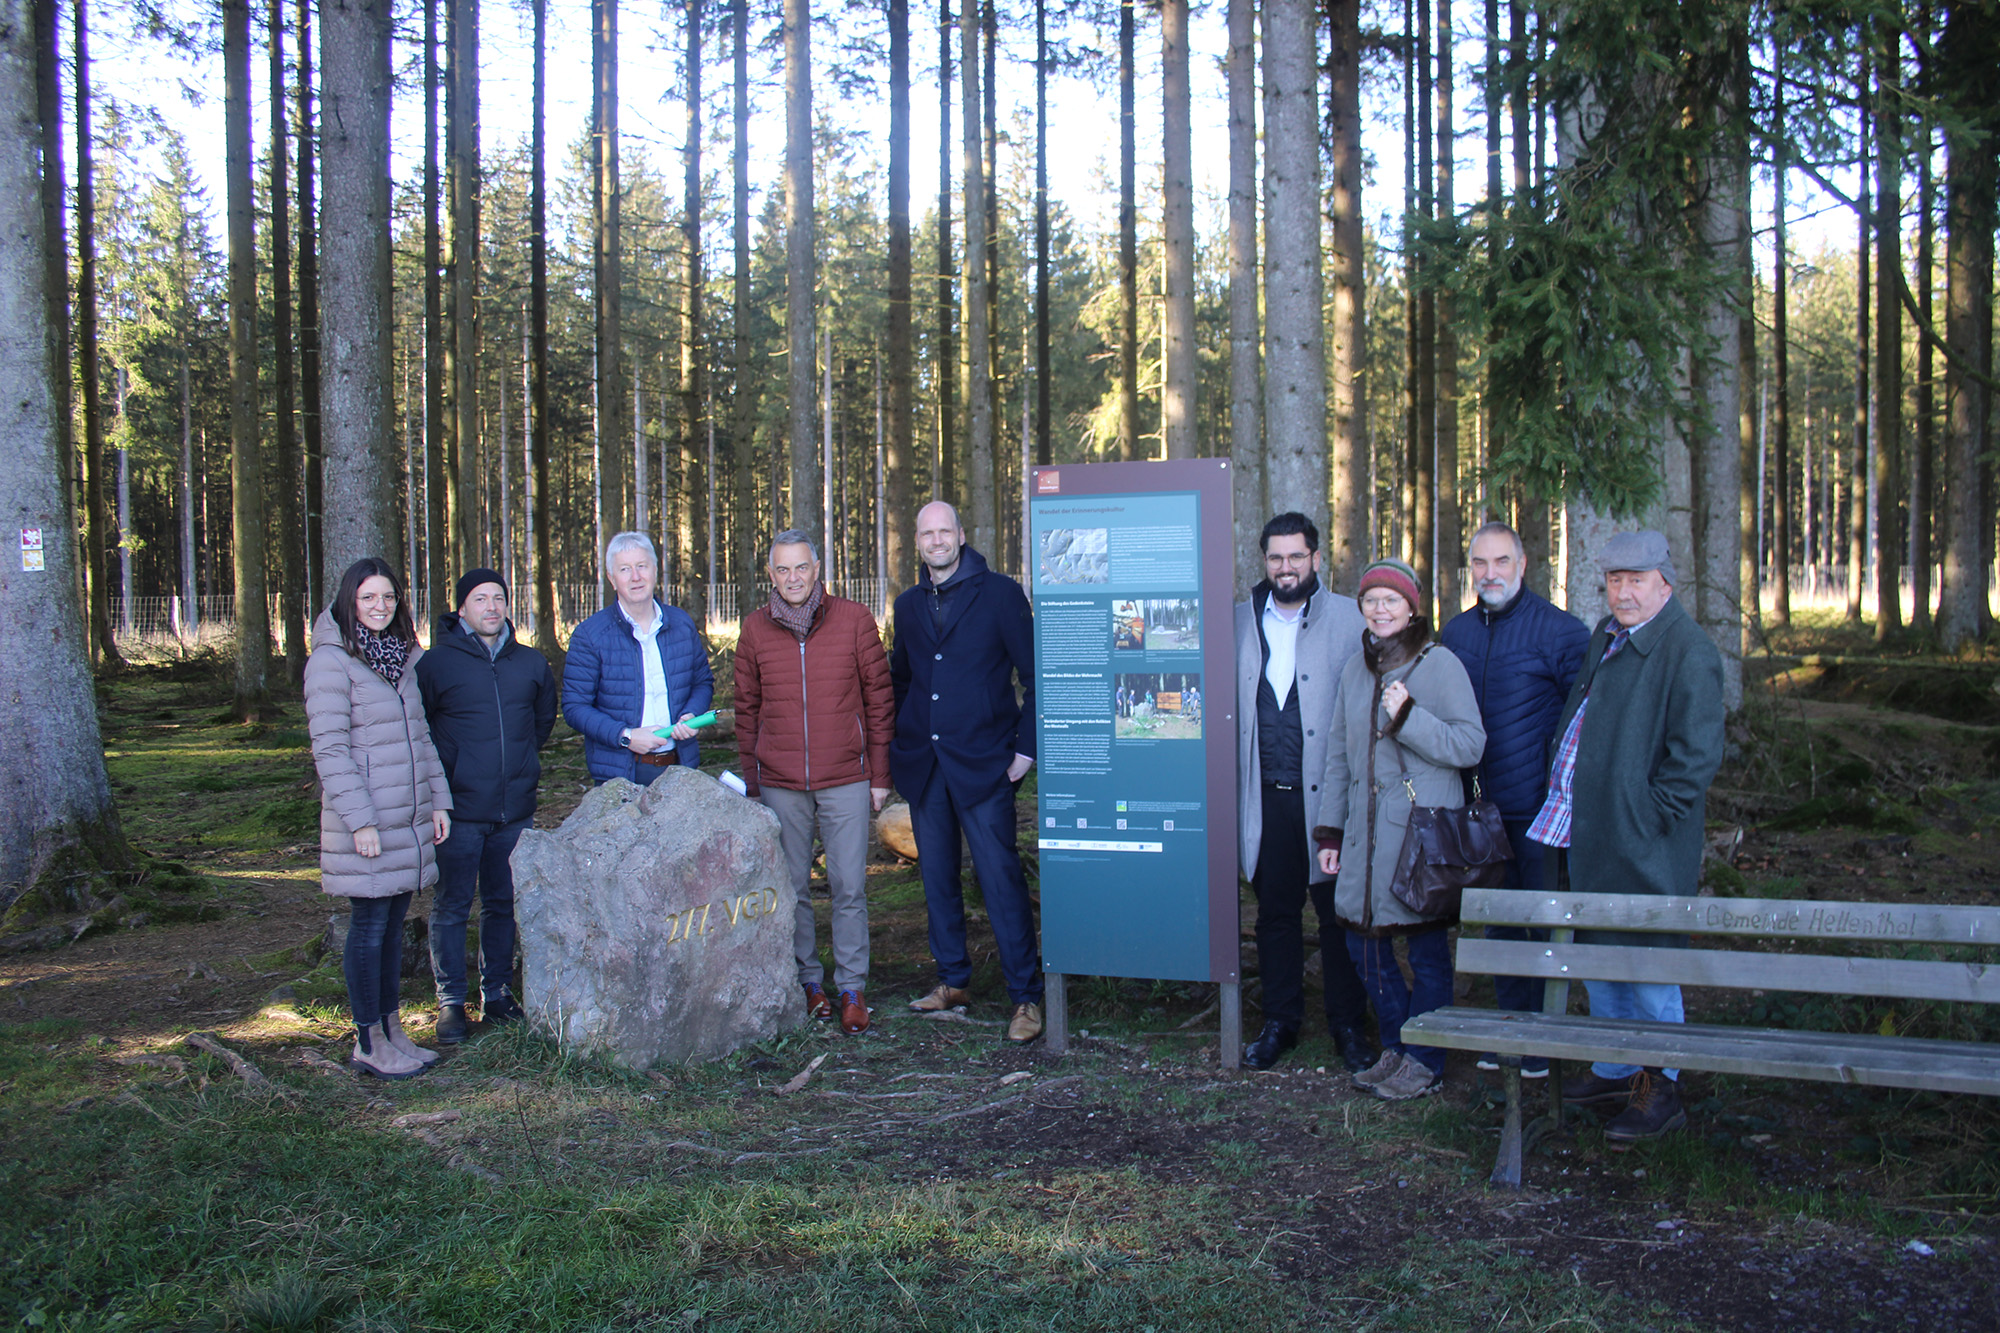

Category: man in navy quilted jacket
[1440, 522, 1588, 1071]
[562, 532, 715, 785]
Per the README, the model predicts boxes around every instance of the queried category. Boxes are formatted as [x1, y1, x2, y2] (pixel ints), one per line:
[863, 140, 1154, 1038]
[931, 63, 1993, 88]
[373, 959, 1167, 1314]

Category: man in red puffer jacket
[734, 529, 896, 1035]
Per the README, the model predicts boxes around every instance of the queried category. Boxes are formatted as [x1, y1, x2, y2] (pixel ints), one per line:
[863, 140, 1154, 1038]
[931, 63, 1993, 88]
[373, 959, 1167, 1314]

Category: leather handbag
[1384, 736, 1514, 922]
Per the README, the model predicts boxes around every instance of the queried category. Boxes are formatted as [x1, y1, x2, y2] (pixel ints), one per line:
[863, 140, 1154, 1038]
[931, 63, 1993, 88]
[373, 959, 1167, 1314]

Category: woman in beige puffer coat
[305, 558, 453, 1079]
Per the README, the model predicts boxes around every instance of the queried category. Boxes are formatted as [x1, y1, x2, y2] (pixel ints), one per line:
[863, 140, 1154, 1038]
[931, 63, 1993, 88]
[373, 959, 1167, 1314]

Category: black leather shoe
[1562, 1067, 1639, 1106]
[482, 994, 526, 1026]
[1332, 1025, 1379, 1074]
[1243, 1022, 1299, 1071]
[436, 1003, 470, 1045]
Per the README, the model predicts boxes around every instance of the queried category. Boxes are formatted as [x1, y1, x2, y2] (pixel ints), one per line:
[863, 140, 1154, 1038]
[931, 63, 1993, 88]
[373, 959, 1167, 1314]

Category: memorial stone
[512, 768, 797, 1067]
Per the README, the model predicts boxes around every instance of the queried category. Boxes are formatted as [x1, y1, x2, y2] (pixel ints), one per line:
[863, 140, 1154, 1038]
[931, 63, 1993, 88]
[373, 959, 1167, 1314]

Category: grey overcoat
[305, 610, 453, 899]
[1316, 640, 1487, 932]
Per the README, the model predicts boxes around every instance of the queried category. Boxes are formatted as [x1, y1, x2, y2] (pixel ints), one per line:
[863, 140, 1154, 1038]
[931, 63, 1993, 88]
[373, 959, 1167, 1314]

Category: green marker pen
[654, 710, 719, 738]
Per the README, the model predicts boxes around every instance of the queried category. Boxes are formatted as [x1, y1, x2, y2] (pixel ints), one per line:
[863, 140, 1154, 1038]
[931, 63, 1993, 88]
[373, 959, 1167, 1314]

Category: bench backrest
[1455, 889, 2000, 1008]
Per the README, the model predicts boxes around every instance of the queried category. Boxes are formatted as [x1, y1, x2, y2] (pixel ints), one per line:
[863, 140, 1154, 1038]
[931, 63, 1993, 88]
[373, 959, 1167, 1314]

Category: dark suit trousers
[1254, 783, 1369, 1034]
[910, 767, 1045, 1004]
[1486, 817, 1549, 1015]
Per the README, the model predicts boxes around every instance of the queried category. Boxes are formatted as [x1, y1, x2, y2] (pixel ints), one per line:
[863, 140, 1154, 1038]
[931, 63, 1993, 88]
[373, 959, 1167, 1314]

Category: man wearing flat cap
[416, 568, 558, 1043]
[1525, 530, 1725, 1145]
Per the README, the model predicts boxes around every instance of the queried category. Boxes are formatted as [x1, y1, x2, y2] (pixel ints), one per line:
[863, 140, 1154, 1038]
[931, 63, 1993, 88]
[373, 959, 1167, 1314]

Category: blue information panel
[1029, 459, 1238, 985]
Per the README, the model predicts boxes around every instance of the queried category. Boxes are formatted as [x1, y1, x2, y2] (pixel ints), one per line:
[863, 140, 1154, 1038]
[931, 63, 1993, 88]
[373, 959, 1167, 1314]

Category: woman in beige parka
[305, 558, 453, 1079]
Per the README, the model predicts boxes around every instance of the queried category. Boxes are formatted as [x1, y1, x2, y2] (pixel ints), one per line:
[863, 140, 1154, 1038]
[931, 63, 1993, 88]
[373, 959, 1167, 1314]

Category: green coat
[1552, 595, 1725, 910]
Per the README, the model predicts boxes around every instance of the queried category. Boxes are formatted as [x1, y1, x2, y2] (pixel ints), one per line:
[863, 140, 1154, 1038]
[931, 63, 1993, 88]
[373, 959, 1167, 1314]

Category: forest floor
[4, 614, 2000, 1331]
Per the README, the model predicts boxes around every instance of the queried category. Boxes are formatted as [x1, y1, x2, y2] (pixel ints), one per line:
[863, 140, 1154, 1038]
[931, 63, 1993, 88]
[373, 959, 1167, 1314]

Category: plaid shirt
[1526, 625, 1631, 848]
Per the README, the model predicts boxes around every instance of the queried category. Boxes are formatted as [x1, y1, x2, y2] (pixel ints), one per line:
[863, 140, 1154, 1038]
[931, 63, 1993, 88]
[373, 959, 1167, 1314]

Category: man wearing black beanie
[416, 568, 557, 1043]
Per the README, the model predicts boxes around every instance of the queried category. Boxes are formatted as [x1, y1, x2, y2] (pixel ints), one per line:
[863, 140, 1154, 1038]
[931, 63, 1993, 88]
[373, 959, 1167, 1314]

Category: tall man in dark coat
[889, 501, 1044, 1043]
[1526, 530, 1726, 1144]
[1233, 511, 1376, 1072]
[416, 569, 558, 1043]
[1441, 522, 1589, 1074]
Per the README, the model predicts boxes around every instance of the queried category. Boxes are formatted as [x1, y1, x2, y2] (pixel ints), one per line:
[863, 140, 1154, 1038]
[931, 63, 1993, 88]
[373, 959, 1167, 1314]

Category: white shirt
[616, 599, 674, 732]
[1262, 596, 1305, 710]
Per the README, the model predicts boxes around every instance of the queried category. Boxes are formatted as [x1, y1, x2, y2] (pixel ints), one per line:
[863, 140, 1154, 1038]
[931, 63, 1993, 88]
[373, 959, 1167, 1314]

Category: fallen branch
[115, 1052, 188, 1078]
[391, 1110, 463, 1129]
[185, 1031, 288, 1097]
[772, 1053, 828, 1096]
[292, 1048, 348, 1076]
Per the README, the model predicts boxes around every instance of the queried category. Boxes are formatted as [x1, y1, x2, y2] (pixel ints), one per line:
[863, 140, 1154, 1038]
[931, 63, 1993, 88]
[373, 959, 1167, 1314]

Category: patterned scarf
[357, 625, 409, 687]
[767, 581, 824, 641]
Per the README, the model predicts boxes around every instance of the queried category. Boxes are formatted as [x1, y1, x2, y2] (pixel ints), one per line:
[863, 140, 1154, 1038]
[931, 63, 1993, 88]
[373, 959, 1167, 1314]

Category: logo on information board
[1035, 470, 1061, 494]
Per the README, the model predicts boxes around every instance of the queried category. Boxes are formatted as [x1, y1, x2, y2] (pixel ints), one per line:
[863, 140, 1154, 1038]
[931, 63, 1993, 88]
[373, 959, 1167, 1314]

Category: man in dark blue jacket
[890, 501, 1043, 1043]
[416, 568, 558, 1043]
[1440, 522, 1588, 1071]
[562, 532, 715, 784]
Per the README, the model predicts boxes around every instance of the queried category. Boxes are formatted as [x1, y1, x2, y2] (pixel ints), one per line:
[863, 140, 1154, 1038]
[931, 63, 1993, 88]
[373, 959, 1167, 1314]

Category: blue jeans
[910, 769, 1044, 1004]
[344, 892, 413, 1029]
[1346, 925, 1454, 1076]
[429, 817, 527, 1006]
[1488, 819, 1550, 1014]
[1585, 981, 1684, 1081]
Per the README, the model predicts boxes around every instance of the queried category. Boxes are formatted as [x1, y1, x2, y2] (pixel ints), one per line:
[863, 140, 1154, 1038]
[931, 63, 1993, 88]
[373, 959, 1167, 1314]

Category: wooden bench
[1403, 888, 2000, 1188]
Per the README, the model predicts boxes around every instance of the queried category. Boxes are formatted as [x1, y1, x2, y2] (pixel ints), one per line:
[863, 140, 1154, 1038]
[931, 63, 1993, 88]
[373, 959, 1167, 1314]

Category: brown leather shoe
[839, 989, 870, 1034]
[1562, 1067, 1639, 1107]
[802, 981, 834, 1020]
[1605, 1071, 1687, 1147]
[1005, 1002, 1043, 1043]
[908, 983, 971, 1012]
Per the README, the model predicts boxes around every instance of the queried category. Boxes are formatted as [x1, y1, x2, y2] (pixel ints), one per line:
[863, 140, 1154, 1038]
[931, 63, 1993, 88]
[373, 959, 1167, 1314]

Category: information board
[1028, 458, 1238, 986]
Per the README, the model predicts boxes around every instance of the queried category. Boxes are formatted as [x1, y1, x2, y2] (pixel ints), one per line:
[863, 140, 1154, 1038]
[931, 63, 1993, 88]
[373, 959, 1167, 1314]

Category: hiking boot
[1604, 1071, 1687, 1147]
[839, 989, 871, 1034]
[1244, 1022, 1299, 1071]
[351, 1022, 427, 1081]
[909, 983, 972, 1013]
[1005, 1003, 1044, 1043]
[1332, 1026, 1379, 1074]
[482, 994, 526, 1026]
[435, 1004, 470, 1046]
[1562, 1067, 1640, 1107]
[1352, 1048, 1406, 1090]
[383, 1012, 439, 1065]
[1373, 1058, 1443, 1101]
[803, 981, 834, 1020]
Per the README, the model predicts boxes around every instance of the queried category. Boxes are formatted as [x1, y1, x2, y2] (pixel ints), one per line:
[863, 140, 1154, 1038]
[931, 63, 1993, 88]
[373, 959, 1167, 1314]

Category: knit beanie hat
[455, 567, 508, 609]
[1356, 557, 1423, 609]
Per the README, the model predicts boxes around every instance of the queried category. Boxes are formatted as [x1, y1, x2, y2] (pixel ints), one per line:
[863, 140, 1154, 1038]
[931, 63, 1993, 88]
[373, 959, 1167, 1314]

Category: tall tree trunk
[225, 0, 268, 713]
[1911, 9, 1933, 636]
[1847, 95, 1869, 628]
[1262, 0, 1326, 536]
[1326, 0, 1366, 588]
[1432, 0, 1459, 618]
[886, 0, 913, 592]
[784, 0, 816, 540]
[74, 0, 122, 671]
[319, 0, 398, 592]
[296, 0, 323, 612]
[1400, 0, 1415, 567]
[33, 0, 81, 635]
[1937, 0, 1997, 651]
[1693, 24, 1745, 708]
[595, 0, 628, 568]
[1116, 0, 1137, 459]
[981, 0, 997, 464]
[1226, 0, 1261, 594]
[0, 0, 130, 906]
[681, 0, 706, 623]
[731, 0, 756, 597]
[423, 0, 447, 618]
[1508, 0, 1548, 593]
[1770, 48, 1792, 626]
[1034, 0, 1049, 471]
[1412, 0, 1435, 596]
[270, 0, 305, 679]
[1161, 0, 1194, 461]
[450, 0, 481, 570]
[528, 0, 558, 662]
[1873, 21, 1902, 642]
[935, 0, 955, 501]
[960, 0, 993, 550]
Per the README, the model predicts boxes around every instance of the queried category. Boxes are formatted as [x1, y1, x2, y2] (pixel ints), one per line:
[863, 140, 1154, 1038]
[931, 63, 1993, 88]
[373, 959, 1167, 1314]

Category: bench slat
[1461, 889, 2000, 947]
[1403, 1009, 2000, 1097]
[1457, 937, 2000, 1004]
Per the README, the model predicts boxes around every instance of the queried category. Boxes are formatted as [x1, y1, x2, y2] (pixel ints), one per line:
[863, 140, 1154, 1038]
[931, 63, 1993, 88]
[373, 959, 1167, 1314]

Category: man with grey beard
[1440, 523, 1589, 1072]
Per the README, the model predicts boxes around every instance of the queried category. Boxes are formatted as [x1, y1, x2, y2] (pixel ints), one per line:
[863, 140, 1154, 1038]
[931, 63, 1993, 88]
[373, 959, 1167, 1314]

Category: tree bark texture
[1693, 34, 1745, 709]
[960, 0, 993, 553]
[296, 0, 324, 612]
[784, 0, 817, 542]
[529, 0, 559, 662]
[935, 0, 955, 502]
[1160, 0, 1194, 461]
[0, 0, 128, 907]
[423, 0, 448, 617]
[1873, 24, 1902, 641]
[681, 0, 706, 620]
[1034, 0, 1049, 470]
[1912, 30, 1933, 635]
[318, 0, 399, 593]
[270, 0, 305, 679]
[1770, 54, 1791, 626]
[226, 0, 268, 711]
[1433, 0, 1459, 619]
[1327, 0, 1367, 589]
[887, 0, 913, 592]
[33, 0, 80, 633]
[1261, 0, 1327, 539]
[1226, 0, 1261, 596]
[595, 0, 628, 565]
[1116, 0, 1137, 459]
[74, 0, 121, 670]
[450, 0, 481, 572]
[731, 0, 757, 597]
